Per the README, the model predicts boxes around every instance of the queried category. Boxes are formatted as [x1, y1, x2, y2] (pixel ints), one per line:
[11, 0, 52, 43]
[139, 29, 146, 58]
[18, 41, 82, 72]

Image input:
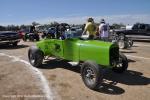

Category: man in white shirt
[99, 19, 110, 41]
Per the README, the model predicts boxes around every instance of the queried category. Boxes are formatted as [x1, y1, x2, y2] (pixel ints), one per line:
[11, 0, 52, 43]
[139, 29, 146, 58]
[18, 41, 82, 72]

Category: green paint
[36, 38, 119, 68]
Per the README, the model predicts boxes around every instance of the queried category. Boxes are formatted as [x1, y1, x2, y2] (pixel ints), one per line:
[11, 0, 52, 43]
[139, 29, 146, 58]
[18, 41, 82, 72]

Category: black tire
[81, 61, 103, 90]
[118, 40, 125, 49]
[36, 37, 39, 41]
[41, 34, 45, 39]
[36, 35, 40, 41]
[112, 53, 128, 73]
[28, 46, 44, 67]
[127, 38, 133, 47]
[29, 36, 34, 41]
[12, 42, 18, 46]
[23, 35, 27, 41]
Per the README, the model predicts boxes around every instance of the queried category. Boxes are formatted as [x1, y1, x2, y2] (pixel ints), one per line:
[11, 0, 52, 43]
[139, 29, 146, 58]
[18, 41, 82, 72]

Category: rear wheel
[112, 53, 128, 73]
[29, 36, 34, 41]
[36, 34, 40, 41]
[127, 38, 133, 48]
[81, 61, 103, 90]
[12, 42, 18, 46]
[28, 46, 44, 67]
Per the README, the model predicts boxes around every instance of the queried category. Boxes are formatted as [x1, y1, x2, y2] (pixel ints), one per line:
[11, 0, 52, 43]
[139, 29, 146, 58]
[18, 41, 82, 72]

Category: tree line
[0, 21, 126, 31]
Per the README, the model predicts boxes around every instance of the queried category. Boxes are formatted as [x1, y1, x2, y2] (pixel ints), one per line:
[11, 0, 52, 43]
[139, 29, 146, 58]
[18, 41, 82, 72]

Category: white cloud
[36, 14, 150, 25]
[101, 14, 150, 25]
[1, 14, 150, 26]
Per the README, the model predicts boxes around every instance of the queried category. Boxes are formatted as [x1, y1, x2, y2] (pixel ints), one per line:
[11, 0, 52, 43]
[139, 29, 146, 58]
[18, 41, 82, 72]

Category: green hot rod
[28, 38, 128, 90]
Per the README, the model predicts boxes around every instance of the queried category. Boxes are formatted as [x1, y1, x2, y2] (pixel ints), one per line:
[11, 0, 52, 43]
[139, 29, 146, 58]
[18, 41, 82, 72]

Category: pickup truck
[114, 23, 150, 39]
[0, 31, 20, 46]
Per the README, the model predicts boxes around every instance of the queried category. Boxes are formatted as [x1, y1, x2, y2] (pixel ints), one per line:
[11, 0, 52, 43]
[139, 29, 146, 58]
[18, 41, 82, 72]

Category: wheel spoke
[84, 67, 96, 84]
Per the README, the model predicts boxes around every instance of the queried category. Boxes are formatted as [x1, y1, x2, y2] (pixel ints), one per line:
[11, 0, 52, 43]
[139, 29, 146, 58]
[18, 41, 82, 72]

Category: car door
[131, 24, 140, 35]
[44, 39, 63, 57]
[145, 24, 150, 36]
[63, 38, 79, 61]
[138, 24, 147, 36]
[53, 39, 63, 58]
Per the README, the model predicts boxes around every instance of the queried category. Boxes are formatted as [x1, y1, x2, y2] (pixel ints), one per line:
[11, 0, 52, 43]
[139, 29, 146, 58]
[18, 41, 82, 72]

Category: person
[82, 17, 96, 39]
[29, 25, 35, 33]
[55, 25, 61, 39]
[47, 27, 56, 39]
[99, 19, 110, 41]
[65, 27, 74, 38]
[58, 24, 66, 39]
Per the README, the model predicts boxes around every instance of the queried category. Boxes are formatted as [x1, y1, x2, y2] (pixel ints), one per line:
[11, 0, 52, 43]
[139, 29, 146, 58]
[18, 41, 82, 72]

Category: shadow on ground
[104, 70, 150, 85]
[96, 83, 125, 95]
[121, 51, 137, 53]
[0, 44, 29, 49]
[132, 45, 139, 47]
[38, 59, 150, 95]
[134, 39, 150, 43]
[128, 59, 136, 63]
[40, 59, 80, 73]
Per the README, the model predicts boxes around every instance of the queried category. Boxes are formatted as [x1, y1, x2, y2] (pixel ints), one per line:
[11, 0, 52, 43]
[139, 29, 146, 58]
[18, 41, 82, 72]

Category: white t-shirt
[99, 23, 109, 37]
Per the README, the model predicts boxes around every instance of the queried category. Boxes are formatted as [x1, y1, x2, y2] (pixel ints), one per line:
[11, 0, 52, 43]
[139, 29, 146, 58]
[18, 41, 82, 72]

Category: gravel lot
[0, 40, 149, 100]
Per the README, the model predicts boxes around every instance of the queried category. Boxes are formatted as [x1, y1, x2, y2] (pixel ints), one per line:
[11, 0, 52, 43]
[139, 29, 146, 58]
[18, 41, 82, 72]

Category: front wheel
[28, 46, 44, 67]
[112, 53, 128, 73]
[12, 42, 18, 46]
[81, 61, 103, 90]
[127, 38, 133, 48]
[118, 40, 125, 49]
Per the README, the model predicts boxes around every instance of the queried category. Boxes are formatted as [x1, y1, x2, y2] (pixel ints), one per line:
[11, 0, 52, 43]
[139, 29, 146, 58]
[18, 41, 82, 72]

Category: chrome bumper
[0, 39, 20, 44]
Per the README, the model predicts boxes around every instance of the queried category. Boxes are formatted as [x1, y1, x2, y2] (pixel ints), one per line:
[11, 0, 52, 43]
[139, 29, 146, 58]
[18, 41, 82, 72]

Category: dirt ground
[0, 40, 149, 100]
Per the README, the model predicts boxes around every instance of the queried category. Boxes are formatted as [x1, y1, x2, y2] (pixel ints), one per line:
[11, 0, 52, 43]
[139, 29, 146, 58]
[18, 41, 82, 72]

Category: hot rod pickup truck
[28, 38, 128, 90]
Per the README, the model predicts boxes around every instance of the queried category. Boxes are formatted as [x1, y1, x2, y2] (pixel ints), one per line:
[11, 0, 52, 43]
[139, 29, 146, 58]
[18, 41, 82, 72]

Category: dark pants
[56, 32, 61, 39]
[88, 35, 94, 40]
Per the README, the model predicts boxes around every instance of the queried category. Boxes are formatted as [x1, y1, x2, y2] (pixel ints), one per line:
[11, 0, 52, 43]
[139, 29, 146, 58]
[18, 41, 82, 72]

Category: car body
[36, 38, 118, 66]
[28, 38, 128, 90]
[0, 31, 20, 46]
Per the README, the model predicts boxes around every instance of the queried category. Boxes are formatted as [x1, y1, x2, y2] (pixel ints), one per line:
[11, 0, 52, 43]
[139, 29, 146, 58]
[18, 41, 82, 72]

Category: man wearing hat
[82, 17, 96, 39]
[99, 19, 110, 41]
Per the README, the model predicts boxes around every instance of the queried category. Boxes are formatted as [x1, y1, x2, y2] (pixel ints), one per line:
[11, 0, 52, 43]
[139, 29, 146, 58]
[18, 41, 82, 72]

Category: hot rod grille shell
[109, 46, 119, 66]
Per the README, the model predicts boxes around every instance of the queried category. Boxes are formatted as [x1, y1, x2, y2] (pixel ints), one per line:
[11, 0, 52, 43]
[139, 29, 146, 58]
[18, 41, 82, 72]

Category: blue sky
[0, 0, 150, 25]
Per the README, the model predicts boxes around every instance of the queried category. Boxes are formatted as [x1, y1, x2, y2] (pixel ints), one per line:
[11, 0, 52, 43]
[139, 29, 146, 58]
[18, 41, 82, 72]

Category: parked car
[0, 31, 20, 46]
[28, 38, 128, 90]
[23, 32, 39, 41]
[114, 23, 150, 40]
[65, 27, 83, 38]
[21, 26, 40, 42]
